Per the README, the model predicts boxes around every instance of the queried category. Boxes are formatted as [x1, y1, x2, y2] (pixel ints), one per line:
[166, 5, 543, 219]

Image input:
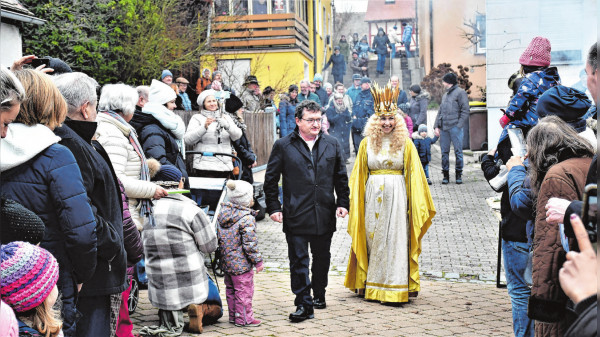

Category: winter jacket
[402, 25, 413, 44]
[143, 194, 218, 310]
[323, 53, 346, 77]
[338, 39, 350, 60]
[95, 113, 157, 228]
[217, 202, 263, 275]
[349, 57, 369, 77]
[409, 92, 430, 131]
[346, 85, 361, 103]
[497, 67, 561, 153]
[196, 76, 212, 95]
[264, 129, 350, 235]
[129, 110, 189, 186]
[315, 87, 328, 109]
[565, 295, 597, 337]
[481, 154, 529, 243]
[55, 119, 128, 296]
[240, 87, 262, 113]
[387, 28, 400, 44]
[232, 129, 257, 184]
[184, 110, 243, 172]
[325, 104, 352, 137]
[175, 88, 199, 111]
[403, 115, 413, 137]
[411, 132, 439, 164]
[297, 91, 321, 106]
[278, 94, 298, 138]
[372, 29, 390, 55]
[118, 178, 143, 267]
[355, 41, 373, 58]
[1, 123, 97, 333]
[434, 84, 469, 130]
[352, 89, 375, 132]
[529, 157, 592, 336]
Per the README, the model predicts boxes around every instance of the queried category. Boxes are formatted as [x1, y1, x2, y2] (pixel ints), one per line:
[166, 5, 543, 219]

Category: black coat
[55, 119, 128, 296]
[264, 129, 350, 235]
[481, 153, 528, 242]
[565, 295, 597, 337]
[412, 134, 439, 164]
[232, 130, 257, 184]
[130, 110, 189, 186]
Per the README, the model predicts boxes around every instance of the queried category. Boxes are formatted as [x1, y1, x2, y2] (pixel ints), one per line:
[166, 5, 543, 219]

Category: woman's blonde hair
[20, 295, 62, 337]
[363, 112, 408, 154]
[13, 69, 67, 129]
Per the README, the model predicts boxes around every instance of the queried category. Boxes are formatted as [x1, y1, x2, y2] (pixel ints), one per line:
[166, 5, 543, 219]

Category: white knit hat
[226, 180, 253, 207]
[148, 79, 176, 105]
[197, 89, 217, 109]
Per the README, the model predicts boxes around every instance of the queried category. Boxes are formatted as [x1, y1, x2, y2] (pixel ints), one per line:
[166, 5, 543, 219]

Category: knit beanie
[418, 124, 428, 133]
[226, 180, 254, 207]
[537, 85, 591, 132]
[44, 56, 72, 75]
[442, 73, 457, 85]
[409, 84, 421, 94]
[153, 164, 182, 183]
[161, 69, 173, 80]
[1, 241, 59, 313]
[313, 73, 323, 82]
[197, 89, 217, 108]
[0, 198, 45, 245]
[225, 94, 244, 114]
[519, 37, 551, 67]
[288, 84, 298, 93]
[148, 79, 177, 105]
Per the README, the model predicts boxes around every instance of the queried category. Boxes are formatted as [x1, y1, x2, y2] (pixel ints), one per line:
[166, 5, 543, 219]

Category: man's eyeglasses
[301, 118, 323, 124]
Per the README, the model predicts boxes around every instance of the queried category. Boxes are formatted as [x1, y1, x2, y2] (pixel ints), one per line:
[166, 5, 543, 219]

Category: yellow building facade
[203, 0, 334, 96]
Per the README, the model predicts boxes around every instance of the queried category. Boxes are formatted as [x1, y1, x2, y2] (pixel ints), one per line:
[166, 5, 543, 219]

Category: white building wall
[486, 0, 597, 147]
[1, 22, 23, 67]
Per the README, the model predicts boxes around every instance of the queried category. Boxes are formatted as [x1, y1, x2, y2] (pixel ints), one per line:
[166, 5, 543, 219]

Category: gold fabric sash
[370, 169, 403, 175]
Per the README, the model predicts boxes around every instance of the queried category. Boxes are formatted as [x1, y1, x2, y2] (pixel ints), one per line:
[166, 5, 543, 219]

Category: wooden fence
[173, 110, 275, 171]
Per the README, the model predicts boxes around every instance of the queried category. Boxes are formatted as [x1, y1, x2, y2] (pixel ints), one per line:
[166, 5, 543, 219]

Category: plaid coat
[142, 194, 218, 310]
[217, 202, 262, 275]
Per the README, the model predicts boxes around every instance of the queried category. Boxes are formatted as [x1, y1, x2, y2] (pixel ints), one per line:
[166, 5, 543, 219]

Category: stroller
[187, 151, 242, 278]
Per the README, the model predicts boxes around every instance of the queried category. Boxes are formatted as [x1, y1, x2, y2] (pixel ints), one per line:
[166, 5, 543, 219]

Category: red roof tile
[364, 0, 415, 22]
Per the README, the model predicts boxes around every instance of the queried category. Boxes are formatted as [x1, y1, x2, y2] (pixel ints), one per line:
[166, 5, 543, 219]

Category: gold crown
[370, 82, 400, 116]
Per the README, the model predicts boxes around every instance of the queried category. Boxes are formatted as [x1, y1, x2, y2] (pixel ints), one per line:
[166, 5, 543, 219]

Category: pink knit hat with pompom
[1, 241, 59, 313]
[519, 37, 551, 67]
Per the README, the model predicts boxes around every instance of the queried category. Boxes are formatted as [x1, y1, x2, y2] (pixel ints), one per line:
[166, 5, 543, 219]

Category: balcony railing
[210, 13, 311, 57]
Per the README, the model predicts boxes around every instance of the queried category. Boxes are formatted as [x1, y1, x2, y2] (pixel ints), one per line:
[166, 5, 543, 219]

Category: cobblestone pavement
[132, 146, 512, 336]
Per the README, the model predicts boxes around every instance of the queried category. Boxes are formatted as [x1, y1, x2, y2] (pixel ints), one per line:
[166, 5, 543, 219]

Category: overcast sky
[334, 0, 368, 13]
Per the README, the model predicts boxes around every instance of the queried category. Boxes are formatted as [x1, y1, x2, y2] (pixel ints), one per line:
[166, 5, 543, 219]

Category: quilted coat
[217, 202, 263, 275]
[95, 113, 157, 228]
[278, 94, 298, 138]
[529, 157, 592, 337]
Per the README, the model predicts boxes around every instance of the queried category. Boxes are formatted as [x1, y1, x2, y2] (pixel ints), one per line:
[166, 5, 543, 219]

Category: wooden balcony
[211, 13, 311, 58]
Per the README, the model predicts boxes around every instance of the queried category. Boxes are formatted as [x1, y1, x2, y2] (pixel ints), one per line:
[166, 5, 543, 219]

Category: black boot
[289, 305, 314, 322]
[442, 171, 449, 184]
[456, 172, 463, 184]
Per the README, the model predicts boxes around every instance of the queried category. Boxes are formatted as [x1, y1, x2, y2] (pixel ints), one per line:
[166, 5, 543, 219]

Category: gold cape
[344, 137, 436, 298]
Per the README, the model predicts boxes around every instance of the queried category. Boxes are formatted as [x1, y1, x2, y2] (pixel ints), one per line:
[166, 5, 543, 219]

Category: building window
[232, 0, 248, 15]
[475, 13, 486, 54]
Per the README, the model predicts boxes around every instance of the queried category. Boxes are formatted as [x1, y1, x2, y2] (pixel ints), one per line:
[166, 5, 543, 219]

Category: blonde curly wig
[363, 111, 408, 155]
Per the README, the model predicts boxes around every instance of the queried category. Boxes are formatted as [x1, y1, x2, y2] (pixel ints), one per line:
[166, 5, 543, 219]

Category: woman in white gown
[345, 84, 435, 303]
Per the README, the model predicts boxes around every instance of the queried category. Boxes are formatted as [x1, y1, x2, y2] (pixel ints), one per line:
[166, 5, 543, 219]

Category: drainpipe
[429, 0, 433, 70]
[313, 1, 318, 75]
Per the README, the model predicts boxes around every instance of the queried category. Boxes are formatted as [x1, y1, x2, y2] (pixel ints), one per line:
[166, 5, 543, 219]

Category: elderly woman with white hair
[95, 83, 168, 229]
[0, 67, 26, 138]
[185, 89, 242, 179]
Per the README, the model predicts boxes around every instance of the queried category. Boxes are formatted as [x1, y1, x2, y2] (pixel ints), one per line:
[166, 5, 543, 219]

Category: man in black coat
[53, 72, 127, 337]
[264, 100, 350, 323]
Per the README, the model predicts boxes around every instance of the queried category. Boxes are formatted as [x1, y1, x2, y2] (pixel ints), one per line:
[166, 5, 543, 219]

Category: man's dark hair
[295, 100, 321, 119]
[588, 42, 598, 74]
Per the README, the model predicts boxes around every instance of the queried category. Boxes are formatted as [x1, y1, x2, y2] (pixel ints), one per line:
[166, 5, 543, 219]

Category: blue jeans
[422, 163, 430, 178]
[390, 43, 396, 59]
[502, 240, 534, 337]
[376, 53, 386, 73]
[404, 40, 412, 58]
[440, 126, 463, 173]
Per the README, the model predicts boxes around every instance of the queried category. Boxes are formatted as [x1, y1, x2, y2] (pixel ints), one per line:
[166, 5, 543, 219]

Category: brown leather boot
[187, 304, 203, 333]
